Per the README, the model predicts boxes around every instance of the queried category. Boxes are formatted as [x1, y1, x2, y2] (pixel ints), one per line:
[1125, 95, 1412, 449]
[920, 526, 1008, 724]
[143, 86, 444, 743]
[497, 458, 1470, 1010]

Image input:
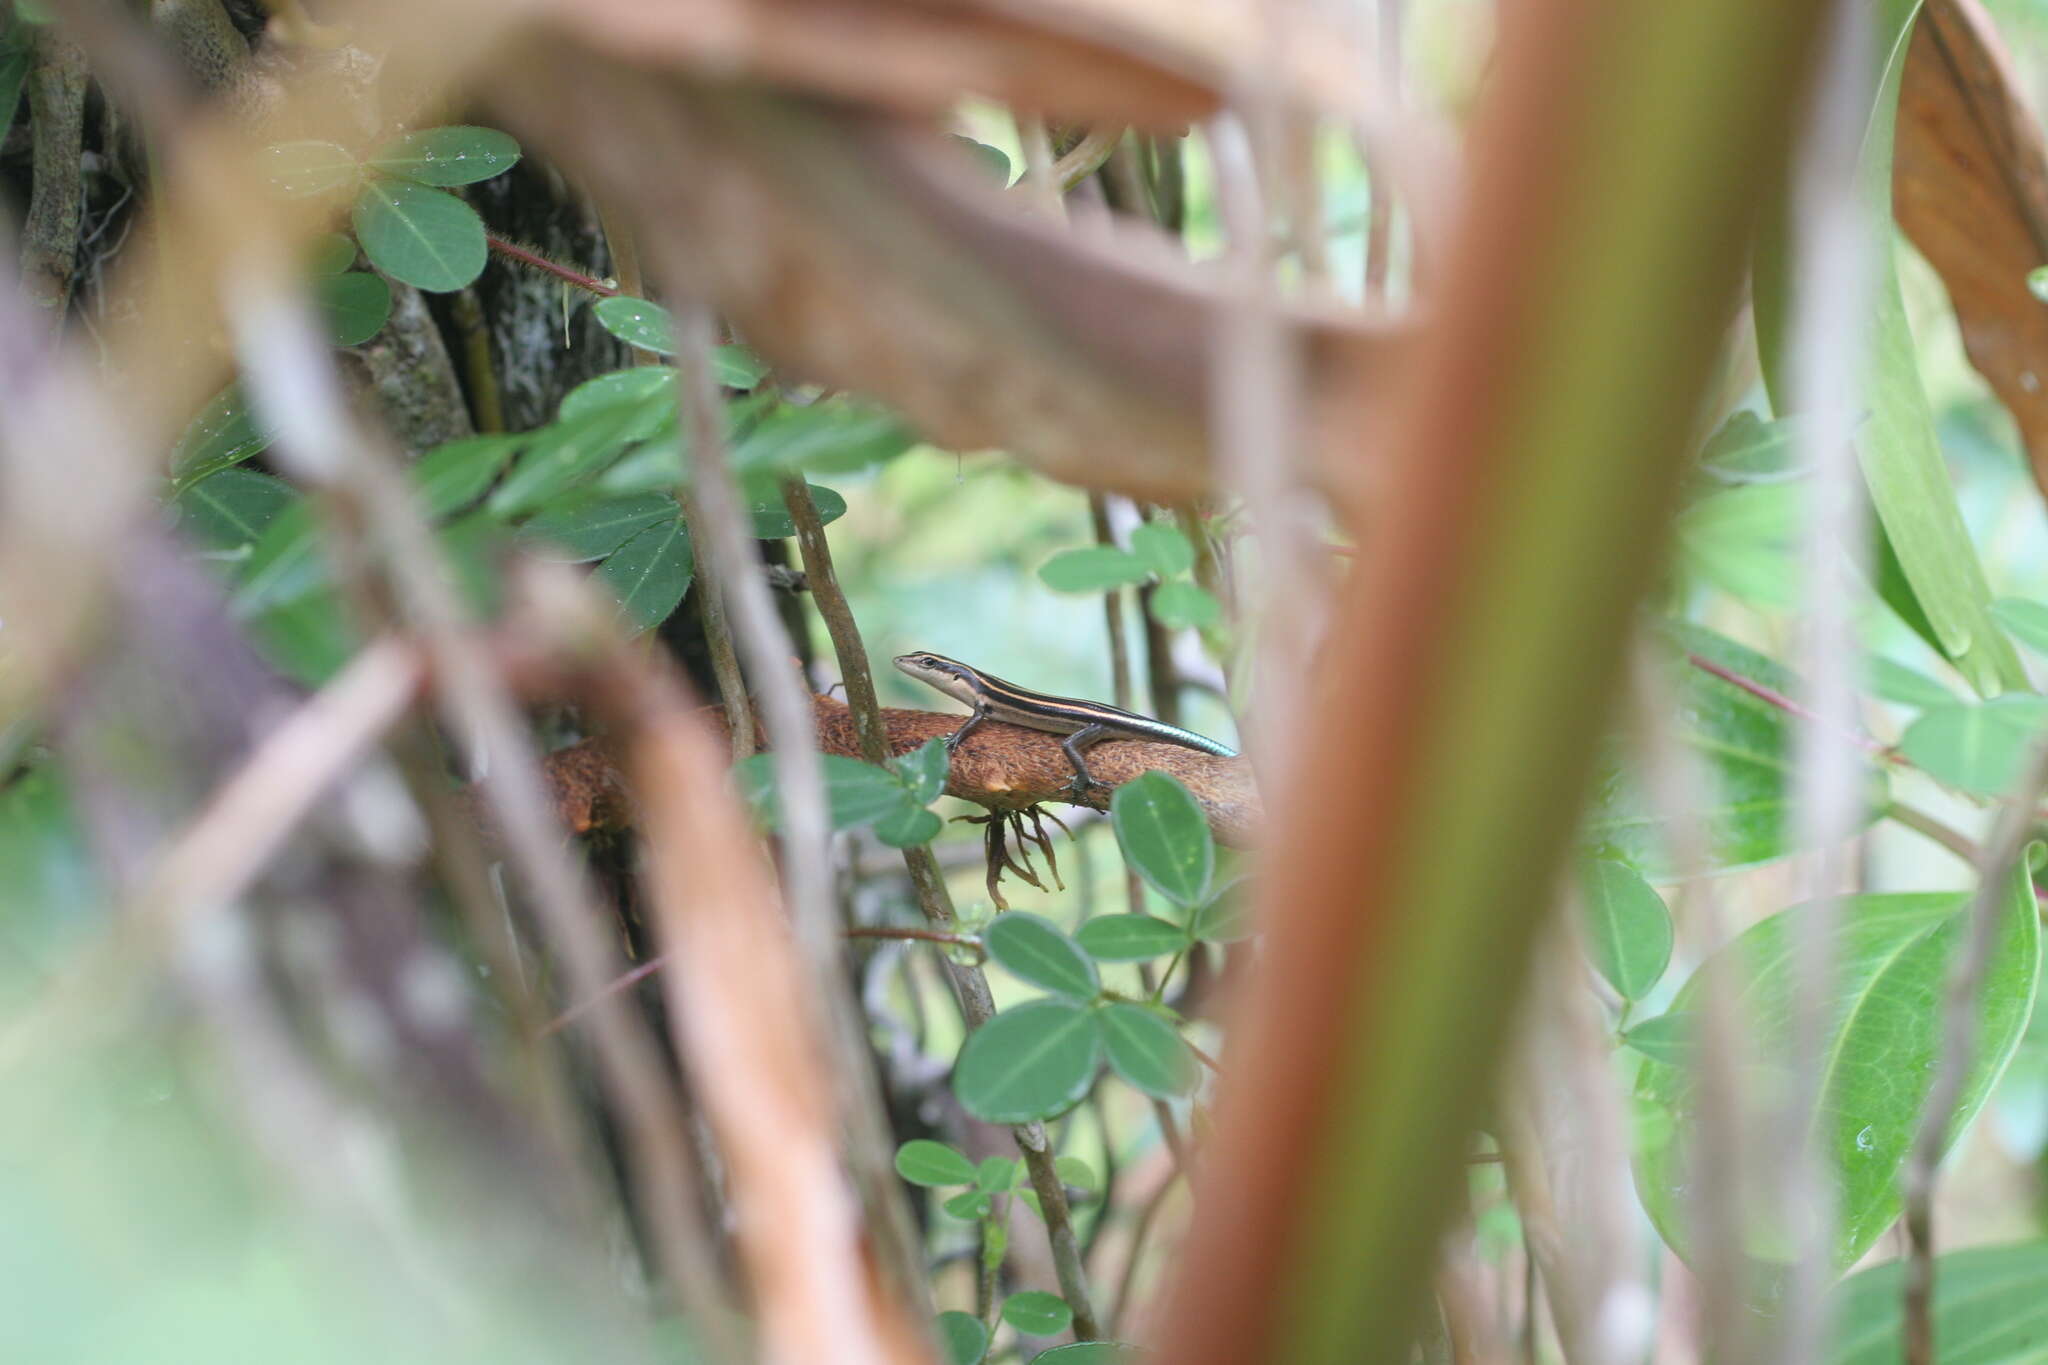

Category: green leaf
[1096, 1002, 1198, 1099]
[936, 1312, 990, 1365]
[1075, 914, 1190, 963]
[1752, 5, 2025, 698]
[1189, 887, 1251, 943]
[1111, 771, 1215, 908]
[892, 736, 951, 805]
[954, 999, 1103, 1124]
[315, 272, 391, 346]
[370, 125, 520, 186]
[1696, 410, 1803, 483]
[1039, 546, 1151, 593]
[894, 1139, 976, 1187]
[1992, 597, 2048, 657]
[1577, 858, 1673, 1001]
[1148, 581, 1221, 630]
[1583, 621, 1887, 878]
[943, 1191, 991, 1220]
[1634, 878, 2040, 1269]
[593, 295, 677, 353]
[558, 367, 676, 434]
[1030, 1346, 1137, 1364]
[1869, 656, 1957, 710]
[1675, 483, 1799, 607]
[350, 180, 486, 292]
[1824, 1240, 2048, 1365]
[715, 344, 768, 391]
[0, 767, 103, 974]
[173, 470, 295, 553]
[1001, 1292, 1074, 1338]
[1129, 521, 1195, 577]
[1619, 1012, 1696, 1067]
[264, 140, 359, 196]
[489, 403, 657, 515]
[412, 434, 520, 517]
[521, 492, 678, 563]
[171, 385, 275, 488]
[0, 45, 28, 144]
[730, 403, 914, 477]
[595, 517, 693, 634]
[1901, 697, 2048, 795]
[735, 754, 915, 832]
[305, 233, 357, 275]
[985, 914, 1101, 1003]
[1052, 1155, 1097, 1195]
[250, 588, 359, 687]
[234, 503, 325, 615]
[873, 804, 942, 848]
[748, 483, 847, 538]
[976, 1157, 1018, 1192]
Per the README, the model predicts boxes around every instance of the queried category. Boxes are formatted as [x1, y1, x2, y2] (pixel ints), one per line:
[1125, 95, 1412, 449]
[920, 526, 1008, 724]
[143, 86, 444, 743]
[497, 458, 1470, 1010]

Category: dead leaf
[1895, 0, 2048, 499]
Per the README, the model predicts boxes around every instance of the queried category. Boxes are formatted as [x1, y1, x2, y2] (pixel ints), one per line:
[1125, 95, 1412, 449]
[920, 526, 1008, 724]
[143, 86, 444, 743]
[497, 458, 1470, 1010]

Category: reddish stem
[1683, 651, 1897, 761]
[485, 234, 620, 297]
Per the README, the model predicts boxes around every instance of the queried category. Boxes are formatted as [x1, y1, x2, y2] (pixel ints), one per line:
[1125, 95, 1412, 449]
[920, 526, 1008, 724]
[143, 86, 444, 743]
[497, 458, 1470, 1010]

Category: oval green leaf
[488, 403, 656, 515]
[1901, 697, 2048, 795]
[943, 1191, 991, 1220]
[1052, 1154, 1097, 1195]
[954, 999, 1103, 1124]
[171, 385, 275, 488]
[985, 913, 1100, 1003]
[1584, 621, 1888, 878]
[595, 517, 692, 633]
[1618, 1012, 1696, 1067]
[412, 433, 520, 518]
[892, 736, 951, 805]
[1992, 597, 2048, 657]
[748, 483, 847, 538]
[729, 403, 913, 476]
[894, 1139, 976, 1188]
[172, 469, 295, 554]
[1111, 771, 1214, 908]
[937, 1312, 990, 1365]
[735, 754, 915, 832]
[1129, 521, 1195, 576]
[592, 295, 676, 354]
[351, 180, 486, 292]
[370, 125, 520, 186]
[1096, 1001, 1198, 1099]
[521, 492, 678, 563]
[1825, 1240, 2048, 1365]
[305, 232, 357, 275]
[1634, 879, 2040, 1270]
[1039, 546, 1151, 593]
[1030, 1346, 1137, 1364]
[1869, 656, 1957, 710]
[1578, 858, 1673, 1001]
[1148, 580, 1221, 630]
[1075, 914, 1190, 963]
[559, 366, 676, 430]
[873, 804, 942, 849]
[316, 271, 391, 346]
[264, 139, 358, 196]
[976, 1156, 1018, 1192]
[1001, 1292, 1074, 1338]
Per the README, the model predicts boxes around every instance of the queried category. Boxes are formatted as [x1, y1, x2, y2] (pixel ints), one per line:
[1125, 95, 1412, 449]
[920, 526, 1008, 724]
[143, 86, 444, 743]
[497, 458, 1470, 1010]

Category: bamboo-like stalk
[1152, 0, 1834, 1358]
[780, 477, 1104, 1340]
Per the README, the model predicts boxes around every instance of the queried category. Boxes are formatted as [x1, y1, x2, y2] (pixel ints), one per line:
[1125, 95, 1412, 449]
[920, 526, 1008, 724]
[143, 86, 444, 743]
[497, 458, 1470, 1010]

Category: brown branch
[528, 698, 1261, 848]
[20, 29, 87, 329]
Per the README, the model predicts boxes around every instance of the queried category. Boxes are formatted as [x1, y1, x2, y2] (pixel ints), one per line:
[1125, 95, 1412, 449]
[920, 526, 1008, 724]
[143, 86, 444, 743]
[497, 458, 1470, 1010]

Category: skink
[892, 650, 1237, 798]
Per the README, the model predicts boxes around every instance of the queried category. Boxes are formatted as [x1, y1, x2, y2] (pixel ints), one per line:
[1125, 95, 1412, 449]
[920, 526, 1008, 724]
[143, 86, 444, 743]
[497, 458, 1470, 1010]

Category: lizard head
[893, 651, 979, 708]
